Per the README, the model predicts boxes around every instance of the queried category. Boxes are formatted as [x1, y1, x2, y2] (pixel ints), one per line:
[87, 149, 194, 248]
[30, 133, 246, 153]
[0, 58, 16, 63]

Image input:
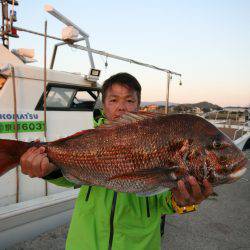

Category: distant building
[147, 104, 157, 111]
[141, 104, 158, 112]
[224, 107, 248, 112]
[191, 107, 204, 115]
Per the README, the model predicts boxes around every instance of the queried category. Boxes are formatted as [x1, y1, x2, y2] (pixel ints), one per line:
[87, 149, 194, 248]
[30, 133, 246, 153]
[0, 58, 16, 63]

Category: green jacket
[45, 112, 175, 250]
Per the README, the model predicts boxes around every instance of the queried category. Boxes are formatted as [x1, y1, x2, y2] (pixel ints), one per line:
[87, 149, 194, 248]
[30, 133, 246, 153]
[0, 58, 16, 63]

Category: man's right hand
[20, 146, 58, 178]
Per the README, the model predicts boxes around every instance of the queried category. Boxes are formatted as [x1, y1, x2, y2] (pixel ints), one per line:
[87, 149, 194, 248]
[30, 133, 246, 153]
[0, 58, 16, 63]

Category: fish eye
[212, 140, 230, 150]
[212, 140, 222, 149]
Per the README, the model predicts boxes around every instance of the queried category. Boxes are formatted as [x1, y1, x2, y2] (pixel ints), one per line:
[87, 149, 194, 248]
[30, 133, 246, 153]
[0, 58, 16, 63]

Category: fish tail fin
[0, 139, 32, 176]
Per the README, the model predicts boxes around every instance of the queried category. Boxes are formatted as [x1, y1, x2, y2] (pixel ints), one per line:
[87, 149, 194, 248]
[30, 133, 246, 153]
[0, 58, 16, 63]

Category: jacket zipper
[146, 197, 150, 217]
[85, 186, 92, 201]
[108, 192, 117, 250]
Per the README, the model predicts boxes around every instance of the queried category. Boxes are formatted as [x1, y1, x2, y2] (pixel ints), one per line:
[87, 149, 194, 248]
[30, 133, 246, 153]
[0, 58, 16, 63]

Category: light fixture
[90, 68, 101, 77]
[86, 68, 101, 82]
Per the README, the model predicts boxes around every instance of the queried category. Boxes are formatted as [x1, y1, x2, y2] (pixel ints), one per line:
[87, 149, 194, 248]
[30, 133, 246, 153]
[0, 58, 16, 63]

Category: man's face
[103, 83, 140, 121]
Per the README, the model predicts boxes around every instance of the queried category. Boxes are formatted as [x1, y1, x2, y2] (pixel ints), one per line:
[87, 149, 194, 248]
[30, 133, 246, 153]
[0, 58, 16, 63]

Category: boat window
[0, 75, 7, 89]
[35, 84, 100, 111]
[47, 87, 75, 108]
[71, 90, 98, 110]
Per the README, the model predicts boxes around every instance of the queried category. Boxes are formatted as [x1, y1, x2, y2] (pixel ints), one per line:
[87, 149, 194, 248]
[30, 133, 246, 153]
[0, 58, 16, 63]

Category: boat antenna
[44, 4, 95, 69]
[0, 0, 19, 48]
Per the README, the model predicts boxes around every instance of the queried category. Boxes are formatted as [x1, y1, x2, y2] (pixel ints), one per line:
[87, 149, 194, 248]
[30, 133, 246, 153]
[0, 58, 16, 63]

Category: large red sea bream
[0, 112, 248, 195]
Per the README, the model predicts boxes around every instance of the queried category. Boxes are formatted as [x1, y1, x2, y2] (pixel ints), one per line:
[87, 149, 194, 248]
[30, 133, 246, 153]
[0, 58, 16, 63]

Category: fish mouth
[229, 167, 247, 180]
[228, 157, 248, 181]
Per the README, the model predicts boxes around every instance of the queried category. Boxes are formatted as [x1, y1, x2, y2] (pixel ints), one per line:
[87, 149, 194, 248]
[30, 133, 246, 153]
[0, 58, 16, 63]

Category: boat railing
[213, 110, 247, 125]
[233, 122, 249, 140]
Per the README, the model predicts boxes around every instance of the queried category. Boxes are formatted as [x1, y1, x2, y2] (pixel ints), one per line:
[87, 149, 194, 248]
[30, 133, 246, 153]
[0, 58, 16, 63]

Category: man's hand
[20, 146, 58, 178]
[171, 176, 213, 206]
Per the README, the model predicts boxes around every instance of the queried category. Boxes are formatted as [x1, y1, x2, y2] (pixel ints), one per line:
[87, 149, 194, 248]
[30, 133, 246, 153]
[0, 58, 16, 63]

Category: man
[20, 72, 213, 250]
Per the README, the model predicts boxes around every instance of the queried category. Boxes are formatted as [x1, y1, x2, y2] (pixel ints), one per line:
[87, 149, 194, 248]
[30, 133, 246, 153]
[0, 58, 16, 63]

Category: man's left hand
[171, 176, 213, 207]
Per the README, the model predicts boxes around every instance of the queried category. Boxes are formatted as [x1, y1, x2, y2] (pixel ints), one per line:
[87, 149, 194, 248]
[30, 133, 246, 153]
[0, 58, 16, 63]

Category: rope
[10, 0, 14, 28]
[44, 20, 48, 196]
[11, 66, 19, 203]
[5, 1, 9, 33]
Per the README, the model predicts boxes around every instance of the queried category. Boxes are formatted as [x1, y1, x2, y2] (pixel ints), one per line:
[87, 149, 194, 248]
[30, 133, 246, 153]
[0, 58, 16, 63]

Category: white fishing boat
[0, 2, 182, 248]
[203, 110, 250, 151]
[0, 38, 101, 249]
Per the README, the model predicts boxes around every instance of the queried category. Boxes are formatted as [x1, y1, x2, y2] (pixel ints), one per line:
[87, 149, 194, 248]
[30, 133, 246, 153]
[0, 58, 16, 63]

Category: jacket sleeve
[158, 189, 176, 215]
[43, 169, 75, 188]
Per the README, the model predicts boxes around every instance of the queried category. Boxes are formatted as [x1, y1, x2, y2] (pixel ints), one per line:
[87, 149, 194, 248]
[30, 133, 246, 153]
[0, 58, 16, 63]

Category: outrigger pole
[11, 25, 181, 76]
[68, 43, 181, 76]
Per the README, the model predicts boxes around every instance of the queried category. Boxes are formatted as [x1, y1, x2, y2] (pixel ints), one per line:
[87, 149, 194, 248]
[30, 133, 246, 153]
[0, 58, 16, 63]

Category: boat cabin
[0, 44, 101, 206]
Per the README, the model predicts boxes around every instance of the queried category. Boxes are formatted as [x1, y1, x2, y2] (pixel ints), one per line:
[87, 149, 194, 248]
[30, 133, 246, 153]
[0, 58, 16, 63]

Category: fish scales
[48, 113, 247, 193]
[49, 117, 167, 177]
[0, 112, 248, 195]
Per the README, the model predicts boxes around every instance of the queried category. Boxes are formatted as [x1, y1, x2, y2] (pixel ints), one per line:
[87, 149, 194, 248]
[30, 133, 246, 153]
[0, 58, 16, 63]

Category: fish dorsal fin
[52, 129, 94, 143]
[98, 111, 164, 129]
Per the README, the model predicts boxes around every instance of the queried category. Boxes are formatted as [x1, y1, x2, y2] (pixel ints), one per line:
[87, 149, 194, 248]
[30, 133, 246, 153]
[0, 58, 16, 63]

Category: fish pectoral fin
[107, 167, 179, 194]
[108, 172, 148, 181]
[135, 166, 179, 174]
[108, 166, 179, 182]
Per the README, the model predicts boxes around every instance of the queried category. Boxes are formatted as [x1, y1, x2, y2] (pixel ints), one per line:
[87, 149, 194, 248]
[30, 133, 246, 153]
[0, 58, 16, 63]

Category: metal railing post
[165, 72, 171, 114]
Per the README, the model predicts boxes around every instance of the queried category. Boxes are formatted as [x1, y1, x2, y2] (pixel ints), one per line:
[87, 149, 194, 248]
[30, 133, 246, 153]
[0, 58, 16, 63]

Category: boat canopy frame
[12, 25, 182, 77]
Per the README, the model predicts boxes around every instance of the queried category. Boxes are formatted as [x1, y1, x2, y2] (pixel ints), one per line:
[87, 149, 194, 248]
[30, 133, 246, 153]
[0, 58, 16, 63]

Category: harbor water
[7, 150, 250, 250]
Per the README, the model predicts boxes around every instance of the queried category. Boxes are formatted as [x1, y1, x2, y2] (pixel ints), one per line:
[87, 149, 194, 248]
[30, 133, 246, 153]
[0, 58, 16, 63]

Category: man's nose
[117, 102, 126, 111]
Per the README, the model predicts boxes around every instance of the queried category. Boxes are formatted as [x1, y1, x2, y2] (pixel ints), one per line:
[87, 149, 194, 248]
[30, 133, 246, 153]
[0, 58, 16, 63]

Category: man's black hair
[101, 72, 141, 104]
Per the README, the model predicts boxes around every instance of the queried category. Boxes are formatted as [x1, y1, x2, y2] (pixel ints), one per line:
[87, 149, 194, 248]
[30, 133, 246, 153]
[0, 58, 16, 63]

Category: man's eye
[110, 99, 116, 103]
[127, 100, 135, 103]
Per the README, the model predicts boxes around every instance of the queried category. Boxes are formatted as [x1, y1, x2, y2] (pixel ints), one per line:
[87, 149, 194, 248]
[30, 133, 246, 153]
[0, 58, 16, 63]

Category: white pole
[165, 72, 171, 114]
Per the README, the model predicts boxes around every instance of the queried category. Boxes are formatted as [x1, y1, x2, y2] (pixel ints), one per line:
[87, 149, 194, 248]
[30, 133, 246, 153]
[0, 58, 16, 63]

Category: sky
[6, 0, 250, 107]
